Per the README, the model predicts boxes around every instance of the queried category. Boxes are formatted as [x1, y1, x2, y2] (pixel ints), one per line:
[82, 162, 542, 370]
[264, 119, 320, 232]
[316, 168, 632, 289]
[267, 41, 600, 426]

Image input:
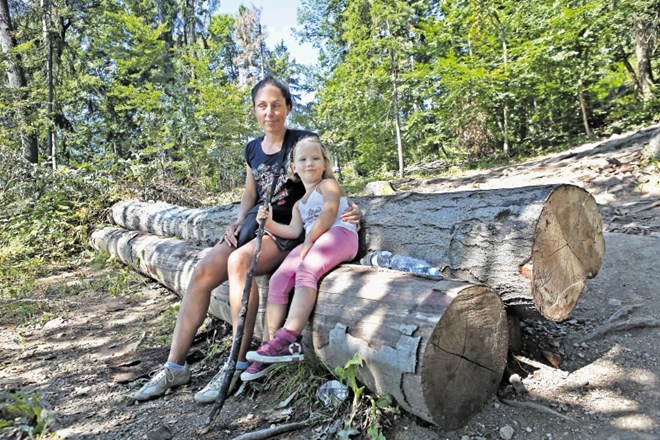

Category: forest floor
[1, 124, 659, 440]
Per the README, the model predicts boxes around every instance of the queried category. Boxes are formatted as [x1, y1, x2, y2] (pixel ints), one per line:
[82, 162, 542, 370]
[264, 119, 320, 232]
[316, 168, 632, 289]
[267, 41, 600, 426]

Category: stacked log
[91, 228, 508, 428]
[107, 184, 605, 320]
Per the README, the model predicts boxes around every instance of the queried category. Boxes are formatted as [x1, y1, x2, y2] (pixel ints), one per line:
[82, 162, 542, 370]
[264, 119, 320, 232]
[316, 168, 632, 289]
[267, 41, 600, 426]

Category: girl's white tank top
[298, 190, 358, 236]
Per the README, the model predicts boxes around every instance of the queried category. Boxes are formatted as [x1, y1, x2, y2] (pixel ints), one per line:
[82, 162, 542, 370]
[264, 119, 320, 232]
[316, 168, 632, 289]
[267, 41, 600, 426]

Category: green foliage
[333, 353, 393, 440]
[148, 303, 180, 347]
[305, 0, 659, 173]
[0, 145, 140, 306]
[606, 89, 660, 132]
[333, 353, 365, 409]
[1, 0, 657, 189]
[0, 392, 51, 438]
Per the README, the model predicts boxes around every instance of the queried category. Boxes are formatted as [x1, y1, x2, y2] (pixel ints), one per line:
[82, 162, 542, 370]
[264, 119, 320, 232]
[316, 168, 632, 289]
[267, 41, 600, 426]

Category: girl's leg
[284, 228, 358, 333]
[263, 303, 288, 342]
[264, 244, 303, 340]
[282, 287, 317, 335]
[227, 236, 289, 362]
[168, 240, 234, 365]
[244, 229, 356, 366]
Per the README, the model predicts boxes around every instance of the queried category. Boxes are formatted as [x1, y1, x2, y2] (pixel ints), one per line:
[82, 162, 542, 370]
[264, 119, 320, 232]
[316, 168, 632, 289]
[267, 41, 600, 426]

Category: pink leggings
[268, 227, 358, 305]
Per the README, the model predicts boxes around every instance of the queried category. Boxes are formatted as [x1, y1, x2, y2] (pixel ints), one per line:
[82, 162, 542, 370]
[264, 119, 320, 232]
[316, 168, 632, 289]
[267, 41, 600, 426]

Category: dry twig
[580, 316, 660, 343]
[231, 416, 324, 440]
[499, 398, 574, 422]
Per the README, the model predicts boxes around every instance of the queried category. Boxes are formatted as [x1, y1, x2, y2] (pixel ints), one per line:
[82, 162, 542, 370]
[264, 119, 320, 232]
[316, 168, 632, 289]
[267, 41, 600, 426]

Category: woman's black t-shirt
[244, 129, 316, 225]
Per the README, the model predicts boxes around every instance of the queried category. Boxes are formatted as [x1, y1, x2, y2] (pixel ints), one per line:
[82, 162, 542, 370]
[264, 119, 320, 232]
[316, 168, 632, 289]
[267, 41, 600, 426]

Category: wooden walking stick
[199, 187, 273, 434]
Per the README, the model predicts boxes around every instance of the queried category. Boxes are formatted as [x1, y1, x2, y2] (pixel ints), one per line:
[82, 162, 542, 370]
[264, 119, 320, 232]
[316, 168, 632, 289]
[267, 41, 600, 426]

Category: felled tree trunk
[90, 228, 509, 428]
[107, 184, 605, 321]
[357, 184, 605, 321]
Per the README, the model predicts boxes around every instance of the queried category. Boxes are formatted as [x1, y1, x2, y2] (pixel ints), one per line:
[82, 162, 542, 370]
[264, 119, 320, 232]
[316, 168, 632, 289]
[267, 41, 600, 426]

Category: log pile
[108, 183, 605, 320]
[91, 183, 604, 428]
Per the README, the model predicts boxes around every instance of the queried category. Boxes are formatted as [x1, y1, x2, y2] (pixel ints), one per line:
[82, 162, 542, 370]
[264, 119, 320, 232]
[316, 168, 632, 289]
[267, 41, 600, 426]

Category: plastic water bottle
[360, 251, 393, 268]
[390, 255, 441, 277]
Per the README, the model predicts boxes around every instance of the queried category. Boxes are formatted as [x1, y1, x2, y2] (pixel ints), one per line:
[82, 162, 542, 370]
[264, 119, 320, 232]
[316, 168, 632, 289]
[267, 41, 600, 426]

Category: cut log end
[421, 284, 508, 429]
[531, 185, 605, 321]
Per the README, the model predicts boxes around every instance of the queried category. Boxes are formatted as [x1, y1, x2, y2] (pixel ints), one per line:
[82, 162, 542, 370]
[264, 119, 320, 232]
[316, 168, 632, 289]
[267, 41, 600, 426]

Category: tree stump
[90, 228, 509, 428]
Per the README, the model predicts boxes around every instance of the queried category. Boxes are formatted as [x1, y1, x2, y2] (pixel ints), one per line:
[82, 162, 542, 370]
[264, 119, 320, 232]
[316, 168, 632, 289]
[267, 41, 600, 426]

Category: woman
[132, 76, 361, 403]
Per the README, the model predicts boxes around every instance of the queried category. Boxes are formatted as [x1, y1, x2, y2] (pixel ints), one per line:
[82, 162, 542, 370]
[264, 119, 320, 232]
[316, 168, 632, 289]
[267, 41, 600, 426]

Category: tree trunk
[156, 0, 174, 81]
[90, 227, 509, 429]
[577, 80, 592, 138]
[390, 49, 404, 179]
[0, 0, 38, 163]
[633, 14, 655, 101]
[108, 184, 605, 321]
[493, 10, 510, 155]
[41, 0, 55, 170]
[617, 46, 642, 95]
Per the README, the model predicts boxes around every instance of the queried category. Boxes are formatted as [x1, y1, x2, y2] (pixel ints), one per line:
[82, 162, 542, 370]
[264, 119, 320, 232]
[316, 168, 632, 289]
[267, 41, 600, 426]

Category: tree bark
[390, 48, 404, 179]
[0, 0, 38, 163]
[41, 0, 55, 170]
[633, 14, 655, 101]
[90, 227, 509, 429]
[108, 184, 605, 321]
[577, 80, 592, 138]
[492, 10, 510, 155]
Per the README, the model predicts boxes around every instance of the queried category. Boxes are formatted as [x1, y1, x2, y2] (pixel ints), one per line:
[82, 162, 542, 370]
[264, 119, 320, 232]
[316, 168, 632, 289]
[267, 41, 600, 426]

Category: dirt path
[1, 126, 659, 440]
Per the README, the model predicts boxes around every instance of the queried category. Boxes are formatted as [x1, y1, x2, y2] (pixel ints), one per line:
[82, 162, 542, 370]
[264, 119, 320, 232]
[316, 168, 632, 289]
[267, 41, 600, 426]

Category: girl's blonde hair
[289, 136, 334, 181]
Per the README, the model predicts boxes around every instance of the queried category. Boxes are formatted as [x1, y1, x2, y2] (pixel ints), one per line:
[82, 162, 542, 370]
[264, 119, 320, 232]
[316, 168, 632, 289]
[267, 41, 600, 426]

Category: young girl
[241, 136, 359, 381]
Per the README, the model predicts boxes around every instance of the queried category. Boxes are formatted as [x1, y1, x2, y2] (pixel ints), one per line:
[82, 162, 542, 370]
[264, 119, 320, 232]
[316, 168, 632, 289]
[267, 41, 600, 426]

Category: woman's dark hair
[250, 75, 293, 109]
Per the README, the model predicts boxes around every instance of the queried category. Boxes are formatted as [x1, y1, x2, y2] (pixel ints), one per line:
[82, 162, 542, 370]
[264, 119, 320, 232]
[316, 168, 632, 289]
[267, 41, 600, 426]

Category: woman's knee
[191, 248, 229, 285]
[228, 248, 252, 274]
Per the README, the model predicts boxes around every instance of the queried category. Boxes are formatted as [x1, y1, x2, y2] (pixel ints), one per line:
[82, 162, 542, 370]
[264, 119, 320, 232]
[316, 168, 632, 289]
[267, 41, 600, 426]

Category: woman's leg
[134, 240, 237, 401]
[227, 236, 289, 362]
[168, 240, 234, 365]
[284, 228, 358, 333]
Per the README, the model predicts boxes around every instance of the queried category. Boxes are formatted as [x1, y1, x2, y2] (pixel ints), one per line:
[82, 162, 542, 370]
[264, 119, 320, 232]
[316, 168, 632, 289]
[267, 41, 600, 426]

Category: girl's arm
[257, 201, 304, 239]
[224, 166, 258, 247]
[300, 179, 341, 258]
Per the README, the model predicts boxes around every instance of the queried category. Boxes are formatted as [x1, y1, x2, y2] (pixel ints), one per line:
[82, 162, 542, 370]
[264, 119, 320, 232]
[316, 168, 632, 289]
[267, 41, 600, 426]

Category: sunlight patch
[611, 413, 656, 431]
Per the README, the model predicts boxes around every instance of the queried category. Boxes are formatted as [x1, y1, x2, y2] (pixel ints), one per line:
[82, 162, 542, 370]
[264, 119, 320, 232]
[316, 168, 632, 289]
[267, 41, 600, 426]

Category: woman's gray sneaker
[194, 369, 242, 403]
[132, 364, 191, 401]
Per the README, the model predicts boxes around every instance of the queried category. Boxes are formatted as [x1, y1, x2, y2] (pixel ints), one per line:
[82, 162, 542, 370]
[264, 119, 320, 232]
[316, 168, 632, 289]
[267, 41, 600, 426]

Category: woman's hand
[221, 222, 241, 248]
[341, 202, 362, 231]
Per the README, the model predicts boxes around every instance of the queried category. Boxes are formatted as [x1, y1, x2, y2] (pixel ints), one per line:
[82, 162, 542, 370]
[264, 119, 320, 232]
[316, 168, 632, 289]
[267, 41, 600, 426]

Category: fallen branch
[579, 316, 660, 343]
[633, 200, 660, 213]
[605, 304, 641, 323]
[232, 415, 324, 440]
[499, 398, 574, 422]
[0, 298, 87, 305]
[512, 355, 562, 373]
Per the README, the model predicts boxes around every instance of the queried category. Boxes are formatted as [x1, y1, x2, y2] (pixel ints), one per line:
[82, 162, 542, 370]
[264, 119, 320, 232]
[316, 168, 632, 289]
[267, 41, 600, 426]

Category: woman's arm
[222, 166, 258, 247]
[340, 192, 362, 230]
